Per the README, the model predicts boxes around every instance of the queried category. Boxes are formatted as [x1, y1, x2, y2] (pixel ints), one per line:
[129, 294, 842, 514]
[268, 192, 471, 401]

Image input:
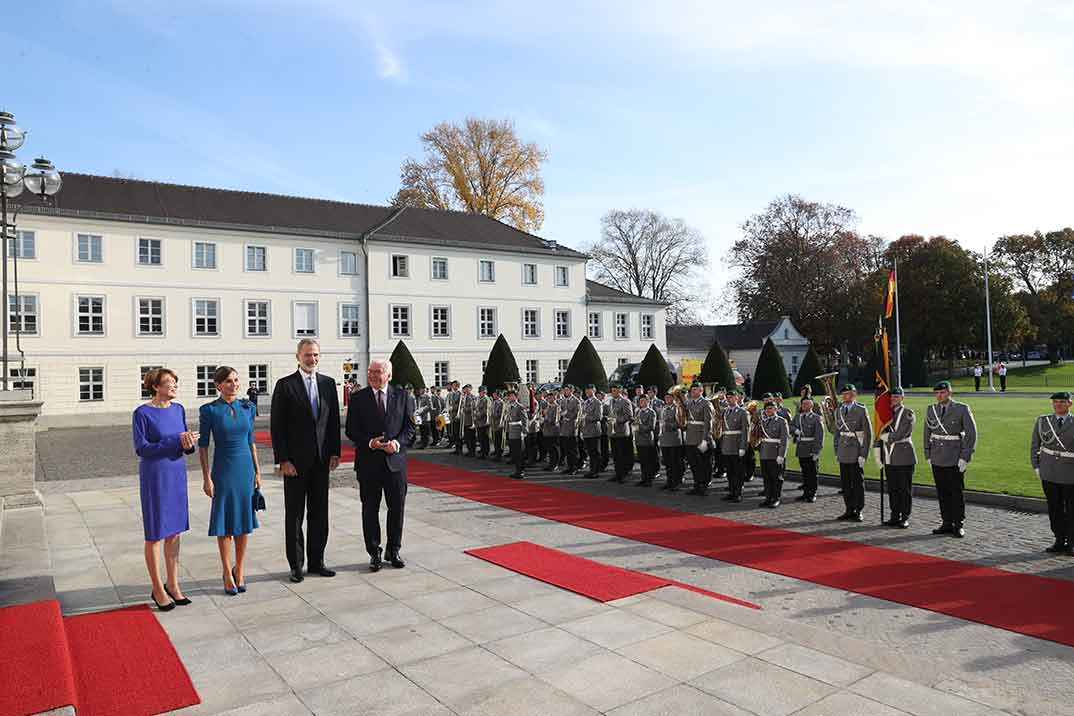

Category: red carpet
[0, 600, 199, 716]
[410, 458, 1074, 648]
[467, 540, 759, 608]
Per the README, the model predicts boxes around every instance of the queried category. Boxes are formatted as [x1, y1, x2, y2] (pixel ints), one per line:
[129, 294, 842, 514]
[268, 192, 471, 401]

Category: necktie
[940, 405, 946, 419]
[1060, 417, 1065, 429]
[377, 389, 386, 417]
[307, 376, 319, 419]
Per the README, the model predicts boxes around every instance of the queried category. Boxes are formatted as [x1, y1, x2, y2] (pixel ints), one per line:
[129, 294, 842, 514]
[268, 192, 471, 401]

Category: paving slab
[755, 642, 875, 687]
[297, 667, 454, 716]
[539, 650, 677, 712]
[606, 684, 753, 716]
[686, 617, 785, 654]
[440, 604, 547, 644]
[850, 672, 1007, 716]
[617, 631, 745, 680]
[266, 639, 389, 690]
[560, 608, 673, 650]
[689, 657, 837, 716]
[484, 626, 605, 675]
[454, 675, 599, 716]
[400, 646, 528, 709]
[359, 619, 474, 666]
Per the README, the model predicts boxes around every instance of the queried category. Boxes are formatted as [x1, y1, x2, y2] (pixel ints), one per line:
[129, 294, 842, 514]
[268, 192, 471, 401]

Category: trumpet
[815, 371, 840, 433]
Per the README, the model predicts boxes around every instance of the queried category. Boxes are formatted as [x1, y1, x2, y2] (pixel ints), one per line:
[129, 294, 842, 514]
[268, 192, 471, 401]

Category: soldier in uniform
[429, 387, 444, 446]
[635, 395, 658, 485]
[459, 384, 477, 456]
[833, 384, 872, 522]
[608, 383, 636, 483]
[489, 389, 505, 461]
[685, 382, 716, 496]
[599, 390, 611, 472]
[646, 385, 660, 407]
[474, 386, 492, 459]
[580, 384, 603, 478]
[924, 380, 977, 538]
[757, 400, 790, 507]
[791, 395, 824, 502]
[526, 392, 543, 467]
[774, 393, 793, 425]
[1031, 391, 1074, 554]
[416, 386, 432, 449]
[446, 381, 461, 450]
[557, 385, 582, 475]
[659, 387, 685, 491]
[541, 391, 560, 471]
[719, 391, 750, 502]
[503, 388, 529, 479]
[632, 384, 645, 408]
[877, 387, 915, 527]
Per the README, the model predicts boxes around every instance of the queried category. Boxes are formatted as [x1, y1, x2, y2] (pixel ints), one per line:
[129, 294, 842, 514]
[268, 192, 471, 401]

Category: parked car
[607, 360, 679, 391]
[1027, 351, 1044, 360]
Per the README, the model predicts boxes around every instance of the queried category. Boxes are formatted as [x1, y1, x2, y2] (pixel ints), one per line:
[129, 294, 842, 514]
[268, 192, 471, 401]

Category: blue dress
[133, 403, 192, 541]
[199, 398, 259, 537]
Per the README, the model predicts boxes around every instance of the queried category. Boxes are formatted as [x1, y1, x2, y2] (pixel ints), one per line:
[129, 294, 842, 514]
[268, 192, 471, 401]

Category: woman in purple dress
[133, 368, 199, 611]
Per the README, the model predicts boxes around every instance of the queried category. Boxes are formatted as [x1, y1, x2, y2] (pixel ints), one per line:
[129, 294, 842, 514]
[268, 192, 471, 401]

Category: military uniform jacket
[1031, 414, 1074, 485]
[757, 415, 790, 461]
[776, 405, 792, 425]
[417, 395, 432, 422]
[720, 406, 750, 455]
[879, 405, 916, 466]
[610, 396, 635, 437]
[504, 401, 528, 441]
[474, 396, 492, 428]
[684, 397, 715, 447]
[792, 411, 824, 459]
[461, 394, 477, 428]
[490, 398, 504, 432]
[833, 401, 872, 463]
[923, 400, 976, 467]
[658, 404, 683, 447]
[601, 400, 611, 435]
[541, 400, 560, 436]
[527, 399, 544, 434]
[557, 395, 581, 436]
[581, 397, 603, 439]
[635, 407, 657, 446]
[432, 394, 445, 415]
[447, 391, 461, 421]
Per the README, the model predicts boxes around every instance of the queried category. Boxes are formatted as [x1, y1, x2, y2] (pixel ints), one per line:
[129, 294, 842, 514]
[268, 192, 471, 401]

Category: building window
[618, 358, 629, 366]
[391, 254, 409, 278]
[784, 328, 790, 339]
[193, 299, 220, 336]
[193, 241, 217, 269]
[75, 296, 105, 335]
[8, 230, 35, 259]
[554, 310, 570, 338]
[391, 305, 410, 337]
[340, 303, 360, 336]
[554, 265, 569, 287]
[482, 360, 488, 375]
[249, 364, 269, 393]
[293, 301, 318, 337]
[522, 308, 539, 338]
[246, 245, 267, 272]
[8, 294, 38, 335]
[196, 365, 217, 398]
[557, 359, 569, 382]
[525, 359, 538, 384]
[792, 355, 799, 375]
[479, 260, 495, 283]
[137, 238, 162, 266]
[615, 313, 629, 339]
[79, 367, 105, 401]
[431, 306, 450, 338]
[588, 312, 602, 339]
[294, 248, 315, 273]
[77, 234, 103, 263]
[11, 367, 36, 392]
[245, 300, 270, 337]
[340, 250, 359, 275]
[139, 365, 163, 399]
[431, 257, 448, 280]
[641, 314, 654, 340]
[522, 263, 537, 285]
[434, 361, 450, 386]
[136, 298, 165, 336]
[479, 307, 497, 338]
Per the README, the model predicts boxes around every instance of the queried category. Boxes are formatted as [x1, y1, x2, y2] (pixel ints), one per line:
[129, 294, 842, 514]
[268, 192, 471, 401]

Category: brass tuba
[669, 384, 688, 429]
[747, 400, 764, 448]
[815, 371, 840, 433]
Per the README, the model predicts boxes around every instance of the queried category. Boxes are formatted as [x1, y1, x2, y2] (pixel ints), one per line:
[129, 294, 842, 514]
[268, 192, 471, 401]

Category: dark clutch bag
[252, 488, 266, 512]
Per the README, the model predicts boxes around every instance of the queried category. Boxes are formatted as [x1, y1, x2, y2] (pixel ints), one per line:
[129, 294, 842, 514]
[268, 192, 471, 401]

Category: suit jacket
[270, 370, 341, 473]
[345, 384, 416, 477]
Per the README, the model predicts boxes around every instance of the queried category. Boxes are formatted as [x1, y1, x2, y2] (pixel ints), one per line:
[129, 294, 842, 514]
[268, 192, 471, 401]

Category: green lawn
[940, 361, 1074, 393]
[808, 396, 1049, 498]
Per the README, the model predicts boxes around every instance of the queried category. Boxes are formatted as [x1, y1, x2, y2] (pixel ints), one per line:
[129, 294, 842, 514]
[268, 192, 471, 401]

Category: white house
[666, 316, 810, 384]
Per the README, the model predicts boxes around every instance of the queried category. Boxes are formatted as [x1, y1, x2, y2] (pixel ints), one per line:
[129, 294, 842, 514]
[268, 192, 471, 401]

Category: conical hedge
[635, 344, 675, 395]
[388, 340, 425, 389]
[697, 337, 736, 391]
[563, 336, 608, 391]
[752, 338, 791, 398]
[792, 345, 826, 396]
[481, 334, 521, 390]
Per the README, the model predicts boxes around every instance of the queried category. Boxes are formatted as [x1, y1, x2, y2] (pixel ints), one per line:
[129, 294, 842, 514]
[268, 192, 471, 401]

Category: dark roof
[23, 173, 587, 258]
[585, 280, 668, 306]
[666, 321, 780, 351]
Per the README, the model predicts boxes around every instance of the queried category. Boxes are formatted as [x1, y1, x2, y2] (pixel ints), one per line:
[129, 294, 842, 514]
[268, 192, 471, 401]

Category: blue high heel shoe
[223, 569, 239, 596]
[231, 566, 247, 593]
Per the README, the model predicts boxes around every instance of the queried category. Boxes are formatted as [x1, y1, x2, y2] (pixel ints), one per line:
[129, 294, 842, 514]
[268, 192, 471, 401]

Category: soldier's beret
[478, 385, 487, 392]
[586, 383, 596, 390]
[761, 392, 774, 399]
[933, 380, 952, 391]
[1051, 391, 1071, 401]
[763, 400, 776, 408]
[609, 382, 621, 389]
[463, 383, 472, 389]
[690, 381, 702, 388]
[775, 392, 783, 399]
[841, 384, 857, 393]
[890, 387, 905, 396]
[648, 385, 658, 391]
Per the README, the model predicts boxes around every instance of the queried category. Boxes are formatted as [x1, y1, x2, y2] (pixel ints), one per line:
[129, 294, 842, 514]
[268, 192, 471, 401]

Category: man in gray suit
[877, 387, 916, 528]
[580, 385, 603, 478]
[924, 380, 977, 538]
[557, 385, 582, 475]
[757, 400, 790, 508]
[608, 383, 636, 483]
[1030, 391, 1074, 554]
[635, 395, 659, 485]
[792, 395, 824, 503]
[833, 384, 871, 522]
[721, 391, 751, 503]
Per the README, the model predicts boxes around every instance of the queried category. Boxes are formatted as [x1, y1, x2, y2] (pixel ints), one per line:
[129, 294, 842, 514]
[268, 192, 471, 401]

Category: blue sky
[7, 1, 1074, 319]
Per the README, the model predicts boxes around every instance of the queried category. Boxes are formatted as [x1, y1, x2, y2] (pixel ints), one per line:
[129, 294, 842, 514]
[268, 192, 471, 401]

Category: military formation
[401, 375, 1074, 555]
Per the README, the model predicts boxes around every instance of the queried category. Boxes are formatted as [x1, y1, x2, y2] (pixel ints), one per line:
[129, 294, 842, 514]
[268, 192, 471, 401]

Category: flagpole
[984, 248, 996, 392]
[893, 257, 903, 387]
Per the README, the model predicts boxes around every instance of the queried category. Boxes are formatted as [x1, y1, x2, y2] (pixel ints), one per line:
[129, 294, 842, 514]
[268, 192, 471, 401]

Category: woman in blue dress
[198, 366, 261, 595]
[133, 368, 199, 611]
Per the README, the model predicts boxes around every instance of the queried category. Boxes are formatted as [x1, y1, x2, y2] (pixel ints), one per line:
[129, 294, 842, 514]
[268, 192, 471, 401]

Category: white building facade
[666, 316, 811, 383]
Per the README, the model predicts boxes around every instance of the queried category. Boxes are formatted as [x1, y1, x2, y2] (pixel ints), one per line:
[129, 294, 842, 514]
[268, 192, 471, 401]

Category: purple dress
[133, 403, 192, 541]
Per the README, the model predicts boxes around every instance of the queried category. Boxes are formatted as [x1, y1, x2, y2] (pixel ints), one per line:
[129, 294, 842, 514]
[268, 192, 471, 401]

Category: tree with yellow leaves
[391, 117, 548, 233]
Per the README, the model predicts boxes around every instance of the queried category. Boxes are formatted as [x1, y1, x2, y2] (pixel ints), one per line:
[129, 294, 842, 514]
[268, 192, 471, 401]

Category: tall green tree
[388, 341, 425, 389]
[481, 334, 521, 390]
[792, 345, 826, 395]
[752, 338, 792, 398]
[635, 344, 675, 395]
[563, 336, 608, 391]
[697, 338, 736, 390]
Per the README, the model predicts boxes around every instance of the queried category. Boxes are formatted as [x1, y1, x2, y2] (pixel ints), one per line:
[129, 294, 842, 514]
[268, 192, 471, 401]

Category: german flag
[873, 322, 893, 434]
[884, 270, 896, 319]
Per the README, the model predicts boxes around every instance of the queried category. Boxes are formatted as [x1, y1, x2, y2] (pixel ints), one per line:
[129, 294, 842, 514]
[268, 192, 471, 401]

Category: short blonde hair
[143, 368, 178, 394]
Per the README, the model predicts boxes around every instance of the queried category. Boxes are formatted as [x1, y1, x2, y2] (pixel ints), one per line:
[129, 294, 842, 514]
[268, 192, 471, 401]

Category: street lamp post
[0, 111, 62, 392]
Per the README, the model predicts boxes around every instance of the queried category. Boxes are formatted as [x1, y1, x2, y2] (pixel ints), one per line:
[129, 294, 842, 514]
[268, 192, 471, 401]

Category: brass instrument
[453, 389, 465, 426]
[669, 384, 688, 429]
[747, 400, 764, 448]
[711, 400, 726, 441]
[815, 371, 840, 433]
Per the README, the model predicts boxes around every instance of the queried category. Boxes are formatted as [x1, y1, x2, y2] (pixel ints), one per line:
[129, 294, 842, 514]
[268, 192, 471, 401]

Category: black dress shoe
[850, 513, 864, 522]
[164, 585, 192, 606]
[932, 524, 953, 535]
[1046, 540, 1066, 554]
[730, 495, 742, 503]
[309, 566, 337, 577]
[369, 555, 383, 572]
[836, 512, 852, 521]
[897, 519, 909, 528]
[952, 526, 965, 538]
[883, 518, 901, 527]
[795, 495, 808, 502]
[289, 568, 304, 583]
[758, 499, 772, 508]
[511, 473, 525, 480]
[386, 553, 405, 568]
[767, 500, 780, 508]
[1063, 546, 1074, 556]
[805, 496, 816, 503]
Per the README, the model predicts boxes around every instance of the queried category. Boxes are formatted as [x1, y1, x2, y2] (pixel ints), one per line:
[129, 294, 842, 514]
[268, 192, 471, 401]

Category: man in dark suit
[270, 339, 342, 583]
[345, 358, 416, 571]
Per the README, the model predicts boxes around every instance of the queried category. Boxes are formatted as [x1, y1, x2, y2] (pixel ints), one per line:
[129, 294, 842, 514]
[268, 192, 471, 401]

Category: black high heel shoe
[151, 591, 176, 612]
[164, 585, 192, 606]
[231, 566, 247, 593]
